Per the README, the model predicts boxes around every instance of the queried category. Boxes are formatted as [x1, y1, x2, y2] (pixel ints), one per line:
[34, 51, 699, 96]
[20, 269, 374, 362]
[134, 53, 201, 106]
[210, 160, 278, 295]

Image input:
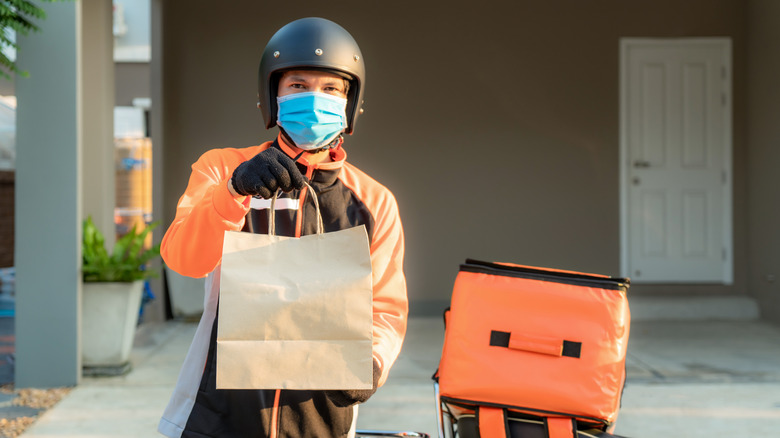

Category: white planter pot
[165, 266, 205, 319]
[81, 280, 144, 367]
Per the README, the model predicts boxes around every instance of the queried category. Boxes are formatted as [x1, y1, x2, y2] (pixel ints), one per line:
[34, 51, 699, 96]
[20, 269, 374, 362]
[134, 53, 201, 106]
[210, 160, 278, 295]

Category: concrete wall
[159, 0, 749, 313]
[747, 0, 780, 323]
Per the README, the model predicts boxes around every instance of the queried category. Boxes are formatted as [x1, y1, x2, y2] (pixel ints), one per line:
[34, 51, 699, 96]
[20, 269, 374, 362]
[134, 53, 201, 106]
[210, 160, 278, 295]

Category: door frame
[619, 37, 733, 284]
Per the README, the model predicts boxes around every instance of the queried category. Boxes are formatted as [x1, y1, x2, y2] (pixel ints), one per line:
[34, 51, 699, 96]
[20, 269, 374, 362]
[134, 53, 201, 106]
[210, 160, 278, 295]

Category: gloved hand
[230, 147, 306, 198]
[326, 359, 382, 407]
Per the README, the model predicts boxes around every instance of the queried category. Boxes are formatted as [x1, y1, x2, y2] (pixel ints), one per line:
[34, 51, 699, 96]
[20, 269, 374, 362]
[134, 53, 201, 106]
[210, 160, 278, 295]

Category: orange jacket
[162, 136, 408, 384]
[158, 137, 408, 437]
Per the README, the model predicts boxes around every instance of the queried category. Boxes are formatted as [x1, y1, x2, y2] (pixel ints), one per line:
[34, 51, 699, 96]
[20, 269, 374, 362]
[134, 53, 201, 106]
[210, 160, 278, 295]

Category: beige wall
[159, 0, 750, 313]
[747, 0, 780, 323]
[115, 62, 151, 106]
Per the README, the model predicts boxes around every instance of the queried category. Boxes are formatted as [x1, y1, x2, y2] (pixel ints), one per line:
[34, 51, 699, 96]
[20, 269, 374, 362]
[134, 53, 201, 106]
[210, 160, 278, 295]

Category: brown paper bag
[216, 183, 373, 390]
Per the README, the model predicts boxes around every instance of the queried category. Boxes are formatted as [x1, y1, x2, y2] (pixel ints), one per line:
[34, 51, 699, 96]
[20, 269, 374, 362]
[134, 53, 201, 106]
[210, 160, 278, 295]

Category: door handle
[633, 160, 651, 168]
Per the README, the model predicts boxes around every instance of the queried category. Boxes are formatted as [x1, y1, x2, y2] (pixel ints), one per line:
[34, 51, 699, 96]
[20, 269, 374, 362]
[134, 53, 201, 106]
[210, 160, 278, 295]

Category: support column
[149, 0, 167, 320]
[15, 1, 82, 388]
[81, 0, 116, 245]
[15, 0, 115, 388]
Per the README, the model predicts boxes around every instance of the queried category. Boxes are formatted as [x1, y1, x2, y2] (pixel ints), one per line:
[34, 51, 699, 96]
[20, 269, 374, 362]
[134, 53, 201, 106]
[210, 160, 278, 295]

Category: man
[158, 17, 408, 438]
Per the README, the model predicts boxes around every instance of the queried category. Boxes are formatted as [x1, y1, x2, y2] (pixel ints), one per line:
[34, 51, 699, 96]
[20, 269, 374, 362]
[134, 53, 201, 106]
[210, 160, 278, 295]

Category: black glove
[326, 360, 382, 407]
[230, 147, 306, 198]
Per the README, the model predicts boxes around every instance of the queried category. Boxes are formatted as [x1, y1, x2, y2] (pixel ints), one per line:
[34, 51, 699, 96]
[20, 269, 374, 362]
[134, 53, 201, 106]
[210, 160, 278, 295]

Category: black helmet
[258, 17, 365, 134]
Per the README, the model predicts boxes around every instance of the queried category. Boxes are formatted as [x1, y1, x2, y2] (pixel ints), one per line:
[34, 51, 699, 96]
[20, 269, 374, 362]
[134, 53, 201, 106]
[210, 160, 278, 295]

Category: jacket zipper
[273, 157, 313, 435]
[288, 144, 315, 238]
[294, 184, 307, 238]
[270, 389, 281, 438]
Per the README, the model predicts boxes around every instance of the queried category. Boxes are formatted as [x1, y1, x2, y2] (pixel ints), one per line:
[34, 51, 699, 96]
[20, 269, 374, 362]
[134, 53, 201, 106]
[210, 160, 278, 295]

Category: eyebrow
[285, 75, 309, 83]
[283, 75, 346, 90]
[323, 80, 345, 88]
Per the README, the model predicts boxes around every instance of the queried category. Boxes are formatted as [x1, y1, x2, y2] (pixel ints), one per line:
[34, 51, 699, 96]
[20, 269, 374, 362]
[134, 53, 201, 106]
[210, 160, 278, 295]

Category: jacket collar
[274, 133, 347, 186]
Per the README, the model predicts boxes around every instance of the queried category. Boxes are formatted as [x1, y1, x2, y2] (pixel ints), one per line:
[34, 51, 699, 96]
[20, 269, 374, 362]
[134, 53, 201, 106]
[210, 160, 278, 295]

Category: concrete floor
[17, 315, 780, 437]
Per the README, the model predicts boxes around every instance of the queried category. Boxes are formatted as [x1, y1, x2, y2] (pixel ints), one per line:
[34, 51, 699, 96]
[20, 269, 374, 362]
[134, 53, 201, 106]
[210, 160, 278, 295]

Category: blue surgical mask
[276, 92, 348, 150]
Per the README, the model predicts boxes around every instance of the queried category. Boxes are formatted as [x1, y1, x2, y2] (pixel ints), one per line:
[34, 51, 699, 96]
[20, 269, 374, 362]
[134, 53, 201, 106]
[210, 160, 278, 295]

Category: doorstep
[628, 294, 759, 321]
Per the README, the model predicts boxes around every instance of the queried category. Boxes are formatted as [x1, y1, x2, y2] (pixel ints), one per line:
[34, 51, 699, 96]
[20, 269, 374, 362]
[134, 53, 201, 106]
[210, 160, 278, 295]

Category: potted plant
[81, 216, 160, 374]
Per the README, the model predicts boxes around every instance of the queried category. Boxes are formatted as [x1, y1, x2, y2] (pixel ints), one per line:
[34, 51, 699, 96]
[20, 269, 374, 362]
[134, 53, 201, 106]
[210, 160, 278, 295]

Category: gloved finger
[276, 152, 306, 190]
[254, 183, 273, 200]
[256, 172, 277, 199]
[267, 158, 294, 192]
[325, 359, 382, 407]
[234, 172, 262, 198]
[230, 176, 247, 196]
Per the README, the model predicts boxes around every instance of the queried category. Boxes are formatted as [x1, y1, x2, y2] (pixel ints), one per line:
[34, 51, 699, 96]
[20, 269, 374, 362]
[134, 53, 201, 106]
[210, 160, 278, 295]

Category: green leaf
[82, 218, 161, 283]
[0, 0, 74, 81]
[111, 224, 135, 262]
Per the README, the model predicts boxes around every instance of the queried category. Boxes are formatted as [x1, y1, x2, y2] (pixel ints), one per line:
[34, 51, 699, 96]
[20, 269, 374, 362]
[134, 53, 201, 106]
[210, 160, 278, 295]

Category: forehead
[280, 69, 346, 82]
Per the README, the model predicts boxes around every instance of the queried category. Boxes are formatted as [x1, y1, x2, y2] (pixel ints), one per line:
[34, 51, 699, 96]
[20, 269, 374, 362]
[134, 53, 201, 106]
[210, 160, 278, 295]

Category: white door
[620, 39, 732, 284]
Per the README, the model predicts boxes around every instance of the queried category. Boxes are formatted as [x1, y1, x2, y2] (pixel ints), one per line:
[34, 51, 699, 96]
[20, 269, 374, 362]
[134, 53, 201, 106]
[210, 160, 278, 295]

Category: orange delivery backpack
[434, 259, 631, 438]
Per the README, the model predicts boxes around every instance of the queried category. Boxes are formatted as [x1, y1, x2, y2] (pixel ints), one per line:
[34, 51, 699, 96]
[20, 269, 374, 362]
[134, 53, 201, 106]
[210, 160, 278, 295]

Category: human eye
[324, 86, 346, 97]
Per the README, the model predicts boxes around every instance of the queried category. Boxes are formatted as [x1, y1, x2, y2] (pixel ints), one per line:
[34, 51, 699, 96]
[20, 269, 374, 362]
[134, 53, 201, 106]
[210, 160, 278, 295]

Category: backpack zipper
[460, 259, 629, 291]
